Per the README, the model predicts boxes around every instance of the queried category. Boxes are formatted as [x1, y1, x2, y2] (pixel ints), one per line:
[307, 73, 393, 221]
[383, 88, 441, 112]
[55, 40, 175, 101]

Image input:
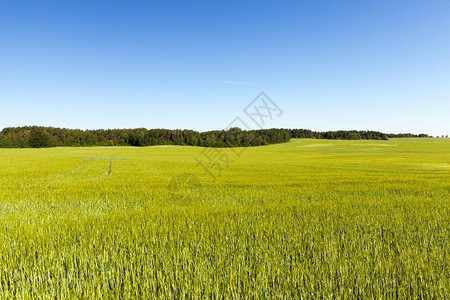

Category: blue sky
[1, 0, 449, 136]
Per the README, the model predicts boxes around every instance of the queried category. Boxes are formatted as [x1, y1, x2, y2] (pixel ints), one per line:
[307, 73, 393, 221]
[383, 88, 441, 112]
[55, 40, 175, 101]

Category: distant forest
[0, 126, 431, 148]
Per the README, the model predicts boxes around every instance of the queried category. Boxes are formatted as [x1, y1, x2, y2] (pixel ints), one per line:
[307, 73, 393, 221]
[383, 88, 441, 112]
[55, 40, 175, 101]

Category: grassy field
[0, 138, 448, 298]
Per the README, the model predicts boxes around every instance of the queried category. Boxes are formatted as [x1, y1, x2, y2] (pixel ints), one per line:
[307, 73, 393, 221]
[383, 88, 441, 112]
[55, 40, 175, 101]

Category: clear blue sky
[1, 0, 449, 136]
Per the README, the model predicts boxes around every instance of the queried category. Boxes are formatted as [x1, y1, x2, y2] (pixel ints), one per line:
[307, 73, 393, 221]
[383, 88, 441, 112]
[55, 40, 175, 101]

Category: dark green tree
[29, 130, 51, 148]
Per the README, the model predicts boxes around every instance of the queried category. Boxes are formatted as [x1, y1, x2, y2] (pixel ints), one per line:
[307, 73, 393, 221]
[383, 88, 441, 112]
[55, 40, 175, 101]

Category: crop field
[0, 138, 448, 298]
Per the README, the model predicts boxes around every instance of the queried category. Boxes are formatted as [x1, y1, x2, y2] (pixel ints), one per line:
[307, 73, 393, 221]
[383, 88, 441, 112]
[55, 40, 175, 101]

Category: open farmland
[0, 138, 448, 298]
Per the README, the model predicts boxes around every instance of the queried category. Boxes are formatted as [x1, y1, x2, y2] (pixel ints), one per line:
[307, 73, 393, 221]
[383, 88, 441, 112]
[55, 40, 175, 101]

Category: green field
[0, 138, 448, 298]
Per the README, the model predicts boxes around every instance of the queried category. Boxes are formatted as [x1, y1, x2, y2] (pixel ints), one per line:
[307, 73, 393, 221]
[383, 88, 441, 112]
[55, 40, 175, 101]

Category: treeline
[386, 133, 431, 138]
[0, 126, 290, 148]
[0, 126, 431, 148]
[289, 129, 430, 140]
